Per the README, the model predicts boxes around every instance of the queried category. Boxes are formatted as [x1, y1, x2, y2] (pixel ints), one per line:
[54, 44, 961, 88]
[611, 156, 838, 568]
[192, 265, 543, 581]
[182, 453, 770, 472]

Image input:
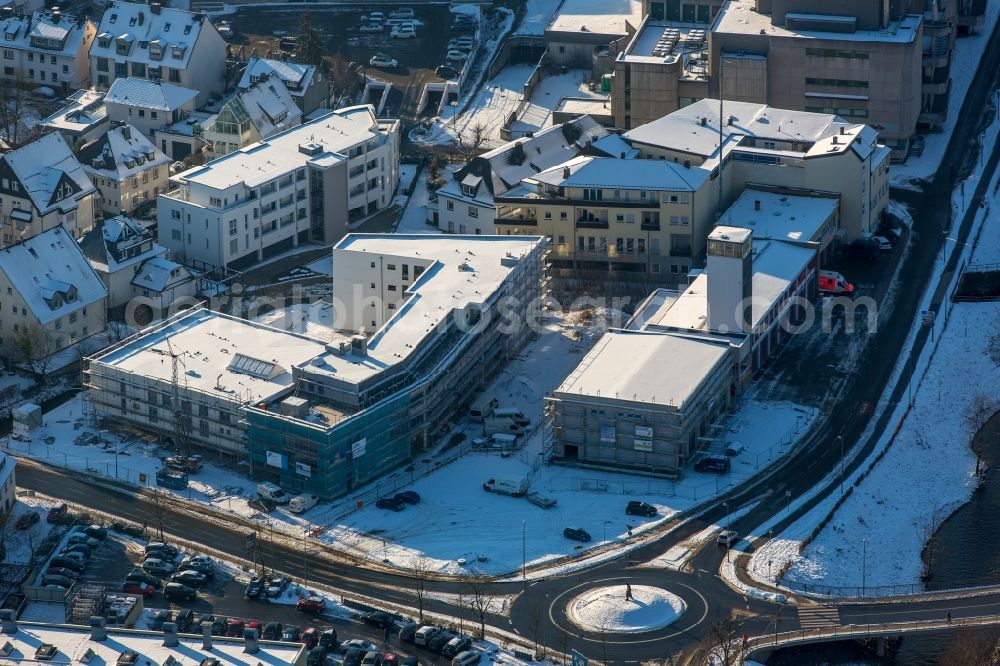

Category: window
[560, 211, 567, 220]
[386, 264, 396, 270]
[387, 284, 396, 291]
[468, 206, 478, 218]
[229, 219, 237, 235]
[446, 200, 454, 211]
[138, 109, 145, 117]
[171, 228, 181, 240]
[2, 50, 12, 60]
[544, 211, 552, 220]
[578, 237, 585, 251]
[805, 47, 869, 60]
[557, 235, 566, 245]
[209, 196, 222, 207]
[229, 238, 238, 254]
[805, 105, 869, 118]
[637, 239, 645, 254]
[583, 188, 603, 201]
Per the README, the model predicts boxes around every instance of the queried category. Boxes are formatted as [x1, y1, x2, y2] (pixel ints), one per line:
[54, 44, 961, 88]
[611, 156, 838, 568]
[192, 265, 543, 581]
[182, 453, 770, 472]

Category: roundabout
[566, 584, 686, 633]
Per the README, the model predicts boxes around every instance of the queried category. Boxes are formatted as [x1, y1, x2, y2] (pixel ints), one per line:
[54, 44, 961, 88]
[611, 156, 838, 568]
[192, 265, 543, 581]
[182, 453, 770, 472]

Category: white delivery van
[483, 416, 525, 437]
[414, 625, 441, 646]
[288, 494, 318, 514]
[483, 476, 528, 497]
[257, 482, 290, 504]
[469, 396, 498, 422]
[492, 407, 529, 427]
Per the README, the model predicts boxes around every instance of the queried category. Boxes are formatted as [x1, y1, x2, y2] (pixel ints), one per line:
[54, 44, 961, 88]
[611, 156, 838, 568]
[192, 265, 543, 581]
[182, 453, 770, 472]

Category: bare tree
[106, 321, 133, 343]
[698, 614, 745, 666]
[528, 600, 546, 659]
[455, 121, 487, 161]
[463, 575, 498, 639]
[410, 555, 432, 623]
[0, 70, 29, 146]
[13, 321, 60, 380]
[964, 393, 998, 474]
[149, 491, 171, 542]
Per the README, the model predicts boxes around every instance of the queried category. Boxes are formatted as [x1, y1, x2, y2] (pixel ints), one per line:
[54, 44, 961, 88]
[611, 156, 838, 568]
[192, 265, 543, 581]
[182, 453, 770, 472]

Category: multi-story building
[431, 117, 611, 236]
[80, 124, 171, 216]
[543, 0, 644, 66]
[0, 8, 96, 93]
[0, 451, 14, 519]
[40, 89, 110, 150]
[85, 234, 546, 498]
[103, 77, 205, 160]
[623, 99, 890, 241]
[202, 76, 302, 160]
[0, 132, 96, 246]
[0, 226, 107, 365]
[496, 154, 715, 279]
[238, 57, 329, 115]
[89, 0, 227, 108]
[157, 105, 400, 270]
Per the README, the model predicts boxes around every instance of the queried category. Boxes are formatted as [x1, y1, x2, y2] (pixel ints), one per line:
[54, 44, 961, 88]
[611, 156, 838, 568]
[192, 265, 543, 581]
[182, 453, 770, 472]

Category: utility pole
[521, 520, 526, 583]
[862, 538, 867, 596]
[838, 435, 844, 495]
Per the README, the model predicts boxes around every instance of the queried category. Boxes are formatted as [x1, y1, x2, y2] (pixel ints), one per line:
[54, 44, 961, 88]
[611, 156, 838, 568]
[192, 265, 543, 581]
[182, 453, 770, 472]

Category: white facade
[79, 124, 170, 216]
[104, 77, 199, 140]
[158, 105, 400, 270]
[705, 226, 752, 335]
[0, 451, 14, 520]
[0, 9, 96, 92]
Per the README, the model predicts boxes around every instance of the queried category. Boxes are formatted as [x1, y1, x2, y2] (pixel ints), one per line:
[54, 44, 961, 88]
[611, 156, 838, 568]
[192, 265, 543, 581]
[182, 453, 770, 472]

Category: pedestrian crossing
[797, 604, 841, 629]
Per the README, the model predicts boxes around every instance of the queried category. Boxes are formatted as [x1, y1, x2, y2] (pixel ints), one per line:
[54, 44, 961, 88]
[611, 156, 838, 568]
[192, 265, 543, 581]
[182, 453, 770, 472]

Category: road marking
[798, 605, 841, 629]
[844, 598, 1000, 619]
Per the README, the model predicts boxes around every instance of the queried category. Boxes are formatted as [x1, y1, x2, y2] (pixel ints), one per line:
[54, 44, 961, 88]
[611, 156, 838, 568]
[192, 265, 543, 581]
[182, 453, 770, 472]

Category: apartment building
[40, 89, 110, 150]
[497, 154, 716, 279]
[0, 8, 95, 92]
[158, 105, 400, 270]
[103, 77, 205, 160]
[80, 124, 170, 216]
[89, 0, 227, 108]
[0, 226, 107, 365]
[544, 0, 644, 66]
[202, 77, 302, 160]
[0, 451, 14, 519]
[0, 132, 96, 247]
[238, 57, 329, 114]
[623, 99, 890, 241]
[432, 117, 610, 236]
[85, 234, 546, 498]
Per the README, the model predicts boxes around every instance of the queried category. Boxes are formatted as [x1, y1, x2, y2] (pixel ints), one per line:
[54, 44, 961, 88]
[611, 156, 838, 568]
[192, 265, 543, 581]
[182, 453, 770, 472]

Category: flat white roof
[548, 0, 643, 37]
[0, 622, 302, 666]
[93, 308, 329, 404]
[718, 189, 837, 244]
[714, 0, 921, 43]
[621, 20, 708, 64]
[310, 234, 545, 384]
[528, 155, 711, 192]
[555, 330, 730, 409]
[41, 90, 108, 134]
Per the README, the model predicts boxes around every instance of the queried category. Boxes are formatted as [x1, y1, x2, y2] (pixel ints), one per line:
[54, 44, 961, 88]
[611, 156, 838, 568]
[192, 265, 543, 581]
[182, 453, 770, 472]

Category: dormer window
[183, 24, 191, 34]
[462, 184, 476, 196]
[109, 13, 117, 23]
[55, 181, 74, 201]
[164, 21, 171, 31]
[97, 32, 110, 47]
[171, 44, 186, 59]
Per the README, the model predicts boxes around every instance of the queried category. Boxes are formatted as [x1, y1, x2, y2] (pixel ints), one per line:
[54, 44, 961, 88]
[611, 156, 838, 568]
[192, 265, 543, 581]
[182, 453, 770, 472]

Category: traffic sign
[245, 532, 257, 552]
[571, 650, 588, 666]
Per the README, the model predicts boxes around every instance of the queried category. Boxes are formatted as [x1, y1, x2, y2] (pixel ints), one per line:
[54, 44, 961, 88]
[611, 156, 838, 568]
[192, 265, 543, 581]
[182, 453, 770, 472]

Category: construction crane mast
[162, 336, 192, 457]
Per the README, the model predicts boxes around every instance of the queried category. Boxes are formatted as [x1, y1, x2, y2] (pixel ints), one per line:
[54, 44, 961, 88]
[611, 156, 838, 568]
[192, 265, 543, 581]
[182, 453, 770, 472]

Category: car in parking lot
[626, 501, 657, 517]
[69, 533, 100, 548]
[398, 622, 418, 643]
[318, 629, 338, 649]
[225, 618, 245, 637]
[841, 238, 879, 260]
[145, 542, 179, 557]
[47, 504, 69, 524]
[265, 575, 288, 598]
[375, 496, 406, 511]
[453, 650, 481, 666]
[42, 574, 74, 588]
[296, 596, 326, 613]
[361, 651, 382, 666]
[359, 22, 383, 32]
[442, 635, 472, 657]
[873, 235, 892, 251]
[342, 639, 378, 653]
[171, 570, 207, 587]
[717, 530, 739, 547]
[122, 581, 155, 597]
[45, 566, 80, 581]
[282, 626, 302, 642]
[246, 620, 263, 636]
[390, 25, 415, 38]
[245, 575, 263, 598]
[390, 7, 414, 19]
[435, 65, 459, 79]
[16, 511, 40, 530]
[362, 611, 393, 629]
[300, 627, 320, 649]
[344, 647, 365, 666]
[369, 54, 398, 69]
[163, 582, 197, 601]
[211, 616, 229, 636]
[126, 570, 161, 588]
[694, 456, 731, 474]
[394, 491, 420, 505]
[178, 558, 214, 577]
[427, 630, 456, 653]
[143, 558, 175, 576]
[50, 556, 85, 572]
[149, 609, 172, 630]
[262, 622, 283, 640]
[563, 527, 591, 542]
[174, 609, 194, 632]
[381, 654, 400, 666]
[62, 543, 92, 557]
[446, 49, 469, 61]
[82, 525, 108, 540]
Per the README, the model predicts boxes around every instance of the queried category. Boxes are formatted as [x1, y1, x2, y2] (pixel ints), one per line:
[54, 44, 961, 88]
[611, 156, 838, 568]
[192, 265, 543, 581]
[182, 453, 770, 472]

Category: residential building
[86, 234, 546, 498]
[40, 89, 109, 150]
[496, 154, 715, 279]
[0, 132, 96, 246]
[202, 76, 302, 160]
[0, 8, 96, 92]
[544, 0, 644, 66]
[158, 105, 400, 270]
[0, 450, 14, 519]
[0, 614, 306, 665]
[431, 117, 610, 235]
[80, 215, 198, 320]
[238, 57, 329, 114]
[0, 226, 107, 365]
[104, 77, 198, 139]
[79, 124, 170, 216]
[89, 0, 227, 108]
[623, 99, 891, 241]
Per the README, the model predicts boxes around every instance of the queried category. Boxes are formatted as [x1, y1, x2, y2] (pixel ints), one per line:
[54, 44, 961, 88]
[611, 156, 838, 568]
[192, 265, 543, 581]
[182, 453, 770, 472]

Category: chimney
[0, 611, 16, 634]
[683, 159, 690, 169]
[243, 627, 259, 654]
[754, 199, 761, 211]
[121, 125, 131, 140]
[840, 126, 845, 135]
[727, 115, 734, 126]
[51, 9, 61, 23]
[89, 617, 107, 642]
[832, 136, 839, 145]
[562, 166, 570, 179]
[201, 622, 213, 650]
[161, 622, 179, 647]
[700, 116, 707, 127]
[150, 2, 161, 13]
[619, 151, 625, 159]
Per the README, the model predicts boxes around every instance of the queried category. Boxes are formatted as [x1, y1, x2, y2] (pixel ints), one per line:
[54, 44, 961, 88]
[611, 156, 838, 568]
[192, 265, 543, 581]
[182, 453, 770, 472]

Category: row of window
[804, 105, 869, 118]
[805, 77, 869, 89]
[804, 48, 869, 60]
[581, 189, 689, 204]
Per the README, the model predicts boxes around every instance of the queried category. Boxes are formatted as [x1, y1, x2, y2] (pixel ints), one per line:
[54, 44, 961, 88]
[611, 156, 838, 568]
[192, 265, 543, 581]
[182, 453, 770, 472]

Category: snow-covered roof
[717, 189, 838, 245]
[105, 77, 198, 111]
[131, 255, 187, 291]
[81, 214, 167, 274]
[0, 9, 90, 58]
[527, 155, 711, 192]
[547, 0, 643, 37]
[238, 57, 318, 98]
[554, 329, 731, 409]
[172, 105, 384, 191]
[93, 307, 330, 405]
[212, 77, 302, 139]
[0, 621, 303, 666]
[714, 0, 921, 44]
[0, 226, 106, 325]
[0, 132, 95, 215]
[90, 0, 215, 70]
[589, 133, 639, 159]
[41, 89, 108, 136]
[79, 124, 170, 180]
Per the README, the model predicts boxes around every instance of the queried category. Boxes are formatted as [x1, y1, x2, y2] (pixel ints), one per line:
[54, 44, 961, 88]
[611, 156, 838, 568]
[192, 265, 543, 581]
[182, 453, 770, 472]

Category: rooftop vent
[162, 622, 179, 648]
[90, 616, 107, 641]
[754, 199, 761, 211]
[298, 142, 322, 156]
[117, 651, 139, 666]
[35, 644, 58, 661]
[80, 648, 97, 664]
[350, 335, 367, 358]
[243, 627, 259, 654]
[0, 610, 16, 634]
[700, 116, 707, 127]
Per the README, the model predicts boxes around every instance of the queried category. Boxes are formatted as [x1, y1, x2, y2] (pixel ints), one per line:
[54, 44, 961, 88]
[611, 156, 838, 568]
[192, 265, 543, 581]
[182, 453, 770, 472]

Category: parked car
[171, 570, 207, 587]
[398, 622, 418, 643]
[121, 581, 155, 597]
[382, 654, 400, 666]
[82, 525, 108, 540]
[427, 631, 456, 653]
[344, 647, 365, 666]
[403, 657, 418, 666]
[57, 549, 88, 564]
[369, 54, 398, 69]
[626, 501, 657, 517]
[245, 575, 264, 598]
[16, 511, 40, 530]
[342, 639, 378, 653]
[307, 647, 328, 666]
[359, 22, 383, 33]
[448, 37, 474, 50]
[282, 626, 302, 642]
[296, 596, 326, 613]
[446, 49, 469, 61]
[318, 628, 338, 649]
[301, 627, 320, 649]
[717, 530, 739, 547]
[178, 558, 214, 576]
[42, 574, 74, 588]
[174, 609, 194, 632]
[149, 609, 172, 630]
[391, 26, 416, 38]
[256, 482, 290, 504]
[394, 491, 420, 505]
[390, 7, 414, 19]
[47, 504, 69, 524]
[69, 533, 100, 548]
[62, 543, 92, 557]
[145, 542, 179, 559]
[879, 225, 901, 243]
[362, 652, 382, 666]
[442, 636, 472, 658]
[209, 616, 228, 636]
[435, 65, 459, 79]
[414, 626, 440, 647]
[163, 582, 197, 601]
[375, 496, 406, 511]
[50, 557, 85, 572]
[873, 235, 893, 251]
[45, 566, 81, 581]
[841, 238, 879, 260]
[368, 11, 385, 22]
[126, 570, 161, 588]
[694, 456, 731, 474]
[452, 650, 480, 666]
[248, 497, 276, 513]
[143, 558, 176, 576]
[246, 620, 264, 635]
[266, 575, 288, 598]
[225, 618, 245, 637]
[262, 622, 283, 640]
[362, 611, 393, 629]
[563, 527, 591, 542]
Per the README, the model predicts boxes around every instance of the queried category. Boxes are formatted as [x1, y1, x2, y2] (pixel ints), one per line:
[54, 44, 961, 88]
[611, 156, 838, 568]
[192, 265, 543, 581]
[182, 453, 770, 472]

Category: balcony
[670, 247, 693, 257]
[641, 220, 661, 231]
[576, 217, 609, 229]
[497, 206, 536, 224]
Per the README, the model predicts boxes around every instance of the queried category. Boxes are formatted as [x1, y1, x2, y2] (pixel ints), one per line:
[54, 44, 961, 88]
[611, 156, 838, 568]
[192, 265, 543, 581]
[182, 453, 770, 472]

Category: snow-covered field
[566, 585, 685, 633]
[517, 0, 560, 35]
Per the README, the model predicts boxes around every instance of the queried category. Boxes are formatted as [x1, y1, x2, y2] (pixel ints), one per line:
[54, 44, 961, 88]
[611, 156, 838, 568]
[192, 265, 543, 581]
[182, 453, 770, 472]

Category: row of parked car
[399, 622, 480, 665]
[128, 542, 216, 601]
[40, 525, 109, 589]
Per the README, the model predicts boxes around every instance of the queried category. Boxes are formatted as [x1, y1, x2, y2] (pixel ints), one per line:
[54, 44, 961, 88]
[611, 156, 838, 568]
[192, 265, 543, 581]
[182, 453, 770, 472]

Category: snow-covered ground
[517, 0, 560, 35]
[2, 495, 63, 564]
[891, 2, 1000, 186]
[508, 70, 607, 136]
[566, 585, 685, 633]
[395, 165, 445, 235]
[747, 105, 1000, 594]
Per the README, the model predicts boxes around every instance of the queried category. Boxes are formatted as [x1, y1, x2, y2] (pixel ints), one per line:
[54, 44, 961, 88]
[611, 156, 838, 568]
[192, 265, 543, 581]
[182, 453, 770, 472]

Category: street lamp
[862, 538, 867, 596]
[521, 520, 526, 582]
[722, 502, 730, 530]
[837, 435, 844, 496]
[785, 490, 791, 515]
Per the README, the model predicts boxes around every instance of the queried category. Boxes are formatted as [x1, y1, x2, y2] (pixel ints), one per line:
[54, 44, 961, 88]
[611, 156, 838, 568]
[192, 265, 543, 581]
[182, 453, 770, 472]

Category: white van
[289, 494, 318, 513]
[257, 482, 290, 504]
[488, 433, 517, 450]
[453, 651, 481, 666]
[414, 625, 440, 646]
[493, 407, 529, 427]
[483, 476, 528, 497]
[469, 396, 498, 422]
[484, 416, 525, 437]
